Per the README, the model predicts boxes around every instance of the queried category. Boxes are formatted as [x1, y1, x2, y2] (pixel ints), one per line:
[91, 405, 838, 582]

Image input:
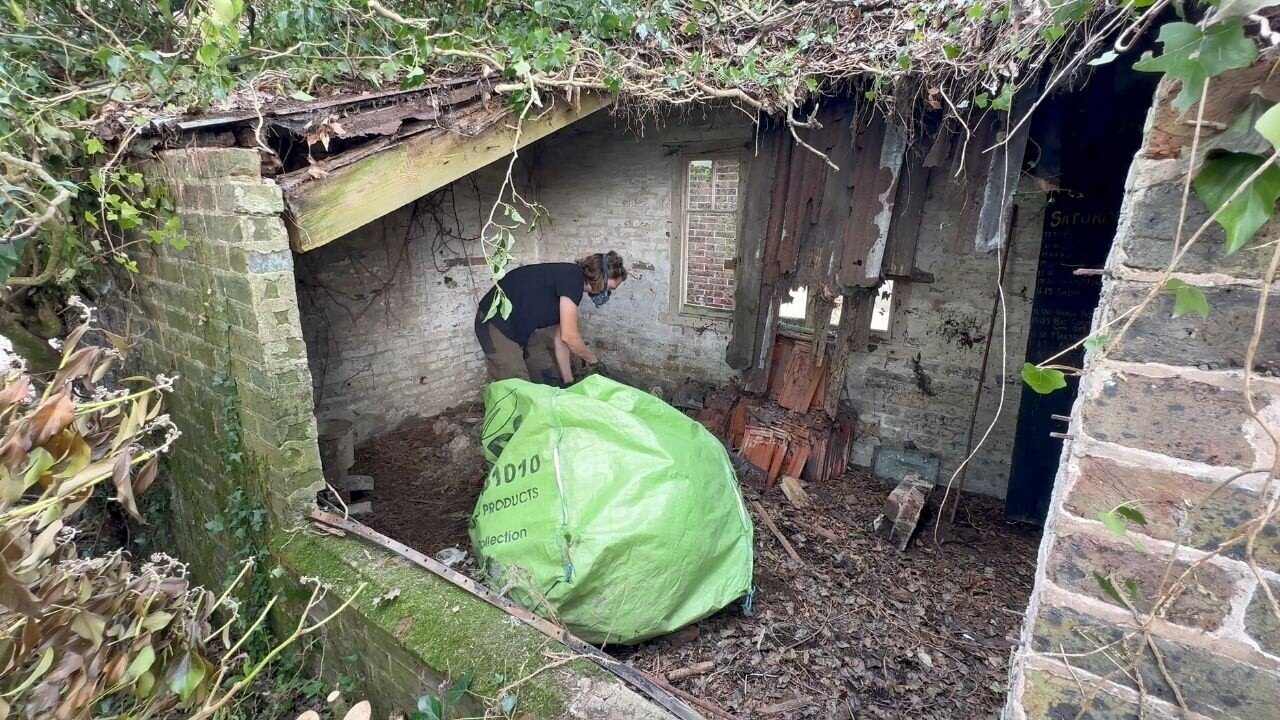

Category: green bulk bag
[469, 375, 754, 645]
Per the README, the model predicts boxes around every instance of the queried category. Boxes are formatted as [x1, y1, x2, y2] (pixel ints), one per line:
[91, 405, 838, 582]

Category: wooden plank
[727, 123, 785, 370]
[974, 94, 1033, 253]
[777, 347, 816, 411]
[882, 141, 932, 277]
[946, 114, 999, 254]
[837, 116, 891, 288]
[823, 287, 874, 416]
[286, 94, 612, 252]
[862, 122, 908, 283]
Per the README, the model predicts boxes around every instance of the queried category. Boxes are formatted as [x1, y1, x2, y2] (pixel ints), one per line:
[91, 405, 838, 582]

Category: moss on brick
[276, 530, 621, 719]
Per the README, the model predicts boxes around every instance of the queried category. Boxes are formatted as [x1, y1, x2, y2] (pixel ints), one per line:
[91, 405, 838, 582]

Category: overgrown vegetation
[0, 0, 1140, 358]
[0, 303, 364, 718]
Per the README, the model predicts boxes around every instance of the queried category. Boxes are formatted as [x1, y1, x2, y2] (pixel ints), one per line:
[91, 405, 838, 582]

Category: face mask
[589, 255, 611, 307]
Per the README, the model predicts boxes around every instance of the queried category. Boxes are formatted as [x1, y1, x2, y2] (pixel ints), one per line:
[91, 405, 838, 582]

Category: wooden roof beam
[283, 93, 612, 252]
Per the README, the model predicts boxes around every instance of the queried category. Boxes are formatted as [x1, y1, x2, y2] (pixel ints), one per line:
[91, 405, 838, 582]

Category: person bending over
[474, 251, 627, 386]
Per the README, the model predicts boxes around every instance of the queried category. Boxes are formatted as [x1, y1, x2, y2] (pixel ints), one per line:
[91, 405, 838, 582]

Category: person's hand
[584, 360, 608, 378]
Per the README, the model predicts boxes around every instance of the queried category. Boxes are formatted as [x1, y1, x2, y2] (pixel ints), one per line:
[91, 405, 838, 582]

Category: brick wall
[682, 158, 740, 311]
[531, 108, 752, 388]
[1007, 71, 1280, 717]
[843, 178, 1045, 497]
[100, 146, 323, 585]
[295, 163, 518, 441]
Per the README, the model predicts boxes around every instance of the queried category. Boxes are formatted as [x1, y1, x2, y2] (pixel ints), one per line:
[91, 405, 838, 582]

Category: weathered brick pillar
[107, 146, 323, 582]
[1006, 69, 1280, 717]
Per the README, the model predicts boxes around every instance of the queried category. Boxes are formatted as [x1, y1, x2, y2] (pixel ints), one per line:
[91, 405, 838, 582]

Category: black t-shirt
[476, 262, 585, 347]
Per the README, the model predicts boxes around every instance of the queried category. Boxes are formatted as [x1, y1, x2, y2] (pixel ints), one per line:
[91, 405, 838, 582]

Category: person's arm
[553, 330, 574, 384]
[557, 296, 598, 365]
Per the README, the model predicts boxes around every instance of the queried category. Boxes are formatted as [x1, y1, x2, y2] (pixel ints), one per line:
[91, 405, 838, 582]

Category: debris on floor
[351, 404, 487, 561]
[615, 471, 1040, 719]
[353, 400, 1038, 720]
[692, 331, 855, 489]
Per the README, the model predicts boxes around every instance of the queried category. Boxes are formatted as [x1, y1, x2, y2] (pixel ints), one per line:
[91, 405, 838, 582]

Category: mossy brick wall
[274, 530, 673, 719]
[100, 146, 324, 587]
[1006, 69, 1280, 718]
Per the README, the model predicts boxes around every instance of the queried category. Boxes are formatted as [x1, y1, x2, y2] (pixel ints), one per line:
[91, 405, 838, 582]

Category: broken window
[779, 280, 897, 334]
[678, 157, 741, 313]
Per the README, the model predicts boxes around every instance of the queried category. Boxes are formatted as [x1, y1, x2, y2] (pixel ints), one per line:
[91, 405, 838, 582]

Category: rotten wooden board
[285, 93, 611, 252]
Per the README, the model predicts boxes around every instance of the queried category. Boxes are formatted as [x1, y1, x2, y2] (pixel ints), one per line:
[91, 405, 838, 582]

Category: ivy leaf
[512, 60, 532, 77]
[1093, 572, 1125, 604]
[499, 694, 518, 716]
[1087, 50, 1119, 66]
[0, 238, 26, 286]
[196, 44, 221, 67]
[1114, 506, 1148, 527]
[1124, 577, 1141, 600]
[164, 652, 207, 702]
[1255, 101, 1280, 152]
[1210, 0, 1279, 20]
[415, 696, 443, 720]
[1133, 20, 1258, 111]
[943, 44, 961, 59]
[290, 90, 316, 102]
[1098, 509, 1128, 538]
[1162, 279, 1210, 319]
[1193, 152, 1280, 254]
[1084, 334, 1108, 353]
[1193, 94, 1275, 172]
[1021, 363, 1067, 395]
[446, 674, 473, 707]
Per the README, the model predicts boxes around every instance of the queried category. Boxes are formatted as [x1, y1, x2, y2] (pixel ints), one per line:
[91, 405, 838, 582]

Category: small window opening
[680, 157, 740, 313]
[870, 279, 894, 333]
[779, 281, 896, 333]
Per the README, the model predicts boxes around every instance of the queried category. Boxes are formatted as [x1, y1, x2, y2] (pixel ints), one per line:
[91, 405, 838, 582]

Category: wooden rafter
[282, 93, 612, 252]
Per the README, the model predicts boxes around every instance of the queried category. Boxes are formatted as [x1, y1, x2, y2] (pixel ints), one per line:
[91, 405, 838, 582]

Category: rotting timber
[725, 98, 1030, 409]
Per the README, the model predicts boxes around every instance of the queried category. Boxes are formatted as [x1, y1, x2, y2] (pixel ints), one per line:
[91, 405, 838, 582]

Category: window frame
[777, 278, 906, 341]
[670, 145, 748, 319]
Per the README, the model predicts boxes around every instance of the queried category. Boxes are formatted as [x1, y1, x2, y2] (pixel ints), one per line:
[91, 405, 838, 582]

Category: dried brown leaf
[52, 347, 100, 389]
[0, 375, 31, 410]
[133, 456, 158, 498]
[0, 554, 40, 616]
[112, 446, 141, 522]
[394, 616, 414, 636]
[29, 389, 75, 449]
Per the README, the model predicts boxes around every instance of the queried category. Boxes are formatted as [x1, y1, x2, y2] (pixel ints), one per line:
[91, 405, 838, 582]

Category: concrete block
[345, 474, 375, 493]
[874, 446, 940, 484]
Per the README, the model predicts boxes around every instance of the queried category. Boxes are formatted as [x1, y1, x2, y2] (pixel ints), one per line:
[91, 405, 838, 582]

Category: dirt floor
[353, 403, 488, 565]
[354, 410, 1041, 720]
